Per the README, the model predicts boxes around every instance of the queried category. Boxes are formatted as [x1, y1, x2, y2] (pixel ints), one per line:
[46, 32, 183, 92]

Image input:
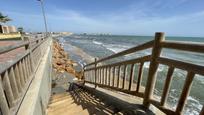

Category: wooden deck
[46, 89, 120, 115]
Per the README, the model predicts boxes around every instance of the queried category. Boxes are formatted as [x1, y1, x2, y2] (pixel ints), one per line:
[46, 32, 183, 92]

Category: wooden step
[48, 103, 83, 115]
[50, 95, 72, 103]
[50, 92, 71, 100]
[48, 97, 73, 107]
[47, 89, 122, 115]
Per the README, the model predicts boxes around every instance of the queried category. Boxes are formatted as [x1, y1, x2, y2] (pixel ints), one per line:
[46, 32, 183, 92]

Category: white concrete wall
[17, 39, 52, 115]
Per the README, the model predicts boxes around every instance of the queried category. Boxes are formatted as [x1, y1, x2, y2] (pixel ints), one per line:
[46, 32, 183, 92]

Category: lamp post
[37, 0, 48, 37]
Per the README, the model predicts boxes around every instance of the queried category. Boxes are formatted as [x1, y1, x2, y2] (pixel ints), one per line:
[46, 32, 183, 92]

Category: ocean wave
[104, 44, 132, 53]
[93, 40, 103, 45]
[92, 40, 131, 53]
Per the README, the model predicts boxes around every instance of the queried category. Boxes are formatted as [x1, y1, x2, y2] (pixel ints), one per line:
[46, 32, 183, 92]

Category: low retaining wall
[17, 39, 52, 115]
[0, 33, 21, 40]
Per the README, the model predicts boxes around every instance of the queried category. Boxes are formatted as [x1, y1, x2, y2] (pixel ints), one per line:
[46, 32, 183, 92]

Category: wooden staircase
[46, 88, 122, 115]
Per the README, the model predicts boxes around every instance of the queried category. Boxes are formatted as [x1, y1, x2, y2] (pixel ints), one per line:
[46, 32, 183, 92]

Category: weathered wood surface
[161, 40, 204, 53]
[136, 62, 144, 92]
[85, 40, 154, 67]
[83, 32, 204, 115]
[143, 32, 165, 107]
[160, 67, 174, 106]
[84, 55, 151, 71]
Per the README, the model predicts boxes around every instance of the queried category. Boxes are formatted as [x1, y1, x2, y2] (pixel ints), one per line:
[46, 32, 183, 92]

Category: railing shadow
[69, 85, 115, 114]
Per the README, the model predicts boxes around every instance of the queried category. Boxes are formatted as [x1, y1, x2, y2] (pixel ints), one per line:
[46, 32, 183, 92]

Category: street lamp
[37, 0, 48, 37]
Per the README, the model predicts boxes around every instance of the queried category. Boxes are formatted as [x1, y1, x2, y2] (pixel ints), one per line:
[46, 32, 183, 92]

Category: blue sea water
[61, 34, 204, 115]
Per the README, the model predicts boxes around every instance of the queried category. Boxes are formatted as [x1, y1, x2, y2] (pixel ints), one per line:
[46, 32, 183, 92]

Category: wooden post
[105, 67, 108, 85]
[160, 67, 174, 106]
[112, 66, 115, 87]
[94, 58, 97, 88]
[108, 67, 111, 86]
[122, 65, 127, 89]
[143, 32, 165, 107]
[176, 72, 195, 114]
[128, 64, 134, 90]
[117, 66, 121, 88]
[200, 106, 204, 115]
[136, 62, 144, 92]
[82, 67, 85, 85]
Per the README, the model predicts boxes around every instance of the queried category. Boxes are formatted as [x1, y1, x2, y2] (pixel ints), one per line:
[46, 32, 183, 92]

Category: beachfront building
[0, 24, 17, 34]
[0, 24, 21, 40]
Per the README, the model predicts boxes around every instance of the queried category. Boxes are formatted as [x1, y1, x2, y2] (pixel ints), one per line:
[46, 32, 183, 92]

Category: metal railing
[83, 32, 204, 115]
[0, 36, 50, 115]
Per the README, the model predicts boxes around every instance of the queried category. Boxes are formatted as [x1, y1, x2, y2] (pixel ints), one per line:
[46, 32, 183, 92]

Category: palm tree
[0, 12, 11, 23]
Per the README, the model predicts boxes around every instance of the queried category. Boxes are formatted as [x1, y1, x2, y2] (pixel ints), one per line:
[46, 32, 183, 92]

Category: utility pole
[37, 0, 48, 36]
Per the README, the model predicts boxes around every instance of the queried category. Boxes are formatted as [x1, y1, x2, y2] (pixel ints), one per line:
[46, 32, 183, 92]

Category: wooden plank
[99, 68, 101, 84]
[0, 76, 10, 115]
[117, 66, 121, 88]
[108, 67, 111, 86]
[94, 58, 97, 88]
[136, 62, 144, 92]
[200, 106, 204, 115]
[105, 67, 107, 85]
[161, 40, 204, 53]
[85, 40, 154, 67]
[122, 65, 127, 89]
[102, 68, 104, 85]
[143, 32, 165, 107]
[128, 64, 134, 91]
[85, 81, 144, 98]
[160, 67, 174, 106]
[149, 99, 175, 115]
[112, 66, 115, 87]
[176, 72, 195, 115]
[84, 55, 151, 71]
[2, 71, 15, 107]
[157, 57, 204, 76]
[8, 67, 19, 99]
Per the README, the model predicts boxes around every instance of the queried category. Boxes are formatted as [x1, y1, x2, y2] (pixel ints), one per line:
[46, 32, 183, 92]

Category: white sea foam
[78, 60, 86, 67]
[104, 44, 132, 53]
[93, 40, 103, 45]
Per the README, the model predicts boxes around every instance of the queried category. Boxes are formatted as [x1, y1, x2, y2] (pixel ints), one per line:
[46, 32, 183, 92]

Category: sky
[0, 0, 204, 37]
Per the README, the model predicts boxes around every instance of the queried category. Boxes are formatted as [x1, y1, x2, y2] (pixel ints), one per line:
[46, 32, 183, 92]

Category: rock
[52, 41, 82, 79]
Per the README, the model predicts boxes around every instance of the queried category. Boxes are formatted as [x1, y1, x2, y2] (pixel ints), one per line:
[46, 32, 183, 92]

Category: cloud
[43, 8, 204, 36]
[3, 1, 204, 36]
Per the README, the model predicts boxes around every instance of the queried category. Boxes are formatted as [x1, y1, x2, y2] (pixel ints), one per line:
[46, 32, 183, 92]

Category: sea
[59, 34, 204, 115]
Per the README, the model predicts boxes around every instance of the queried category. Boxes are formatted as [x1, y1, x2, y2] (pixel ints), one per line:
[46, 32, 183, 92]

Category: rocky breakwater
[52, 41, 82, 79]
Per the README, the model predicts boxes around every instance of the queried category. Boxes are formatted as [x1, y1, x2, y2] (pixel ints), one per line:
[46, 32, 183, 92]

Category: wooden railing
[83, 32, 204, 115]
[0, 36, 50, 115]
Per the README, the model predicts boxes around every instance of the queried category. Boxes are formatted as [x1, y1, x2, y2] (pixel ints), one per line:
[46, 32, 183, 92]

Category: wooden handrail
[157, 57, 204, 76]
[85, 40, 154, 67]
[161, 40, 204, 53]
[83, 32, 204, 115]
[84, 55, 151, 71]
